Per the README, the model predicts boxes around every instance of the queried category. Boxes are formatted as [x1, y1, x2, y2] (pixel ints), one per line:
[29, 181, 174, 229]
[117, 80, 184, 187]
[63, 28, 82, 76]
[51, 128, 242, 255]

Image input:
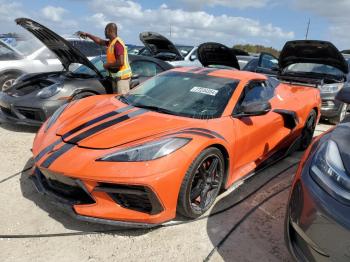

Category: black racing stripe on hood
[40, 109, 148, 168]
[61, 105, 134, 140]
[184, 128, 226, 140]
[41, 143, 75, 168]
[34, 139, 62, 163]
[34, 105, 133, 163]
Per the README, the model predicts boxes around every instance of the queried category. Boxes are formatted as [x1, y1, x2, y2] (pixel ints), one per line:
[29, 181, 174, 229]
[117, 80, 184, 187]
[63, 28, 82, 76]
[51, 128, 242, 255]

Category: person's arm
[76, 31, 107, 46]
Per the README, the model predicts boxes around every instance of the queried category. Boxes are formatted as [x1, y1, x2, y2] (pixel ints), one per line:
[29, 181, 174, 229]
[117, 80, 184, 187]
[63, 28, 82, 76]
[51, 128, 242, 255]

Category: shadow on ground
[205, 154, 301, 262]
[19, 158, 153, 237]
[0, 122, 39, 133]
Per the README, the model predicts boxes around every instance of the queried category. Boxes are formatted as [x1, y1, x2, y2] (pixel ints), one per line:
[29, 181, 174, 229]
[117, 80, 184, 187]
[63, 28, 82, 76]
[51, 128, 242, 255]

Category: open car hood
[198, 42, 240, 69]
[139, 32, 182, 61]
[279, 40, 349, 74]
[15, 18, 103, 77]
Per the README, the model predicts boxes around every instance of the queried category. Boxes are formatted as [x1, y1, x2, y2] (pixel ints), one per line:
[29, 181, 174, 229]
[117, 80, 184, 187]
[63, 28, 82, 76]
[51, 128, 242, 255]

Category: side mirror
[336, 85, 350, 104]
[235, 101, 271, 117]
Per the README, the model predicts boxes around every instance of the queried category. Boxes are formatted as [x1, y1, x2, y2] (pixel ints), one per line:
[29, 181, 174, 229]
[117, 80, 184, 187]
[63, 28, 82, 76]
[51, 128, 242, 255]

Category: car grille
[16, 107, 46, 121]
[94, 183, 163, 215]
[36, 168, 95, 205]
[0, 106, 17, 118]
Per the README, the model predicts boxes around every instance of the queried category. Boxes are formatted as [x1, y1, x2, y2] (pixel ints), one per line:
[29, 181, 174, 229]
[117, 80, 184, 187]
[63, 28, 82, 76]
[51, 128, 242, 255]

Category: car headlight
[37, 83, 63, 99]
[44, 103, 68, 132]
[310, 140, 350, 204]
[97, 137, 191, 162]
[319, 83, 344, 93]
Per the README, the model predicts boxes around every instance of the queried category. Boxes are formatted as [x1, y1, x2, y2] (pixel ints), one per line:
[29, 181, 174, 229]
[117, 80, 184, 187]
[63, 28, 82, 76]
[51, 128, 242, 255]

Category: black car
[280, 41, 349, 124]
[239, 52, 279, 75]
[0, 18, 173, 127]
[285, 85, 350, 261]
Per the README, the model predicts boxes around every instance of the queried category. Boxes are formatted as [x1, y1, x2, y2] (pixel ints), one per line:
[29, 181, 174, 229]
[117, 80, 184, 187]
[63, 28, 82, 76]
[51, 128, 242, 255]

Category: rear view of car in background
[279, 40, 349, 124]
[285, 85, 350, 262]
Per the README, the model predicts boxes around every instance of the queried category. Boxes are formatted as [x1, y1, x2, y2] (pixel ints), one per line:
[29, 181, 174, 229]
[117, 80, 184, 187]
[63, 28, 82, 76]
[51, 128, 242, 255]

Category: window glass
[284, 63, 344, 76]
[69, 40, 103, 57]
[122, 71, 239, 119]
[130, 60, 163, 77]
[260, 54, 278, 69]
[241, 81, 272, 106]
[243, 59, 258, 71]
[73, 56, 107, 76]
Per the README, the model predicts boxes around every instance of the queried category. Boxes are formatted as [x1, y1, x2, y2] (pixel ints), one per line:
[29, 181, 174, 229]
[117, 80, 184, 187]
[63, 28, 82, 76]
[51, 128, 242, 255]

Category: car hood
[15, 18, 103, 77]
[139, 32, 182, 61]
[197, 42, 240, 70]
[55, 101, 197, 149]
[279, 40, 349, 74]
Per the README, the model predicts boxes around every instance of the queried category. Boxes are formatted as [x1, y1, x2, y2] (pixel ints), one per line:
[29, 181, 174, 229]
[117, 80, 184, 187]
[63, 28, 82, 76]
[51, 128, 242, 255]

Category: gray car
[0, 18, 173, 127]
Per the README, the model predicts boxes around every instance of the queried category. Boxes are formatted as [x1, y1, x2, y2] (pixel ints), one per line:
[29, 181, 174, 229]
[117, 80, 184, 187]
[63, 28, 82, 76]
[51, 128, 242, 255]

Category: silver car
[0, 37, 104, 91]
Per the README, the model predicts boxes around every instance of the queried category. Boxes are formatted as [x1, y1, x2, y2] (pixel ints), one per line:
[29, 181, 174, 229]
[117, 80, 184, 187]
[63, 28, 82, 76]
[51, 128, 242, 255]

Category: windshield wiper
[132, 104, 176, 115]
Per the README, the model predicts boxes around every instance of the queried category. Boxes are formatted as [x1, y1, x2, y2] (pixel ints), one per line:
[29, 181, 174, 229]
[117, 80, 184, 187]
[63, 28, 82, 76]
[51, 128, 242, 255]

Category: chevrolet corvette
[30, 41, 323, 227]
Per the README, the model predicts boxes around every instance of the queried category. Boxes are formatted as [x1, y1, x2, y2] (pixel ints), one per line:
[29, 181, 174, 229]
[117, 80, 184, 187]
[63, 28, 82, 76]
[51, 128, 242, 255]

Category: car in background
[0, 20, 104, 92]
[285, 85, 350, 262]
[126, 44, 143, 55]
[279, 41, 349, 124]
[28, 42, 320, 226]
[0, 18, 173, 127]
[240, 53, 279, 75]
[138, 32, 202, 67]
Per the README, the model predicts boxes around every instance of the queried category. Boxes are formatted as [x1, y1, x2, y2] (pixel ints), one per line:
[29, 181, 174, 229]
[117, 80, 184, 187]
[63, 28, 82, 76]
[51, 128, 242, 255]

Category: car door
[255, 53, 279, 75]
[230, 80, 287, 179]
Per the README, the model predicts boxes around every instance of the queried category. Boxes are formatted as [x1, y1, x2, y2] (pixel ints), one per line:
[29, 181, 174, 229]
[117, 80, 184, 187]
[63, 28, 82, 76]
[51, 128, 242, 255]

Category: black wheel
[71, 91, 96, 101]
[298, 110, 317, 151]
[177, 147, 225, 218]
[0, 73, 20, 91]
[329, 103, 348, 125]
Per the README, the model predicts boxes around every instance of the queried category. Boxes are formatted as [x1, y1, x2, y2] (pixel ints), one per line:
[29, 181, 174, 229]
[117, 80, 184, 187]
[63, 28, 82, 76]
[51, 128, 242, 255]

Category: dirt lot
[0, 122, 333, 262]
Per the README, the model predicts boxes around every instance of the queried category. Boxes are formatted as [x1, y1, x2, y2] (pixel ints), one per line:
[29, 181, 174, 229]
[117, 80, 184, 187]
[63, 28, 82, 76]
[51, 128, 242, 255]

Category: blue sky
[0, 0, 349, 50]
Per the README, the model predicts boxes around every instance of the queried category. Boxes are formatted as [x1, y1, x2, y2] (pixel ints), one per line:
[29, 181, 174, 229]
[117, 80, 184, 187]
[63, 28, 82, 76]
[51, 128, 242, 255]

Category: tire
[298, 110, 317, 151]
[329, 103, 348, 125]
[71, 91, 96, 101]
[0, 72, 20, 91]
[177, 147, 225, 219]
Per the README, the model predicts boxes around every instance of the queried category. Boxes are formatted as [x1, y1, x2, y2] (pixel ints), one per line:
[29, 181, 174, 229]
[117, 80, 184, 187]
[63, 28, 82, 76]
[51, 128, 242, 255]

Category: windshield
[73, 56, 107, 76]
[176, 45, 194, 56]
[121, 71, 239, 119]
[11, 38, 43, 56]
[284, 63, 344, 77]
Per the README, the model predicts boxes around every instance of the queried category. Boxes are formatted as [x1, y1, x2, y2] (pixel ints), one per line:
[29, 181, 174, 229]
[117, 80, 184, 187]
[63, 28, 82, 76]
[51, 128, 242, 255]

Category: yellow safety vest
[106, 37, 132, 80]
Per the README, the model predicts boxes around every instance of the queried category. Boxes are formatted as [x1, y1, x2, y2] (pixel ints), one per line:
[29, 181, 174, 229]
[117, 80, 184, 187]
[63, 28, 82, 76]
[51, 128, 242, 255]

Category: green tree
[233, 44, 280, 57]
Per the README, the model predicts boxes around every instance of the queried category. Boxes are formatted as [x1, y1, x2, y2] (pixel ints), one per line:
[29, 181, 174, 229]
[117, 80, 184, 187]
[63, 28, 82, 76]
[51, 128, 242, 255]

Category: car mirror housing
[234, 101, 271, 117]
[336, 85, 350, 104]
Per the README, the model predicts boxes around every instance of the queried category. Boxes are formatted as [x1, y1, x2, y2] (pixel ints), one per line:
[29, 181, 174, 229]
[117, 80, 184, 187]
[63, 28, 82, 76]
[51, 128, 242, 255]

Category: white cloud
[181, 0, 271, 10]
[0, 0, 25, 22]
[295, 0, 350, 48]
[42, 6, 67, 22]
[87, 0, 294, 46]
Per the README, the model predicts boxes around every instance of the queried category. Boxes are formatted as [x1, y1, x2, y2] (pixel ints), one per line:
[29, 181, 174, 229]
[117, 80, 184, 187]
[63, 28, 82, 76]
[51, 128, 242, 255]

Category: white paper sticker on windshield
[190, 86, 218, 96]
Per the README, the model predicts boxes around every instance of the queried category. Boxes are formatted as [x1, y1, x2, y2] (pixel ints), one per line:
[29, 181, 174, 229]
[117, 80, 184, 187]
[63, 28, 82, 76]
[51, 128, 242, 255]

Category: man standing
[78, 23, 132, 94]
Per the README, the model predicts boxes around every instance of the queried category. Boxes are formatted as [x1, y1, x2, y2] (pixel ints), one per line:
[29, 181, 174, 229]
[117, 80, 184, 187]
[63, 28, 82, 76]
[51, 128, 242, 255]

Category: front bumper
[285, 147, 350, 262]
[320, 92, 344, 118]
[29, 164, 180, 227]
[0, 92, 67, 126]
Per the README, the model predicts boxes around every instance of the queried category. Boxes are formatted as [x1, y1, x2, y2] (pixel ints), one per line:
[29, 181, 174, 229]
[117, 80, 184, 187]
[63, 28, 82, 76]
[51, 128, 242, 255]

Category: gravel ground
[0, 121, 333, 262]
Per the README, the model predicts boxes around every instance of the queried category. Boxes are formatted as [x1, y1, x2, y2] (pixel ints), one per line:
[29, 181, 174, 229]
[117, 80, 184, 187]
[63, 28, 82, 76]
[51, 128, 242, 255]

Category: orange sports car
[30, 41, 338, 227]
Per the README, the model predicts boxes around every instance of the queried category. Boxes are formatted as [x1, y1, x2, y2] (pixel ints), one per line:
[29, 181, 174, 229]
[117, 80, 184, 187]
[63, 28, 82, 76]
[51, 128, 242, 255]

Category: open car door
[255, 52, 279, 75]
